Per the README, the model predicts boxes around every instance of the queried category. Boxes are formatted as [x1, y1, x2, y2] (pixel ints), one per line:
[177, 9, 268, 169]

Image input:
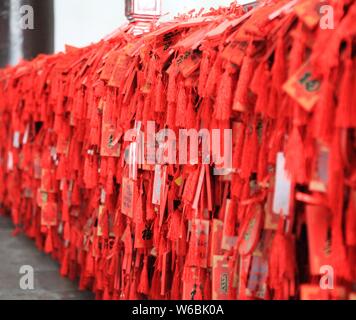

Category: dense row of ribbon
[0, 0, 355, 300]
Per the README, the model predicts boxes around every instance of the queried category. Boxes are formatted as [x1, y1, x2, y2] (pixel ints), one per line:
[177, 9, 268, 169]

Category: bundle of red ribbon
[0, 0, 355, 300]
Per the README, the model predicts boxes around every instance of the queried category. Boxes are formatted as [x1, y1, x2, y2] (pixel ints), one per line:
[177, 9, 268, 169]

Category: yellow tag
[174, 176, 183, 186]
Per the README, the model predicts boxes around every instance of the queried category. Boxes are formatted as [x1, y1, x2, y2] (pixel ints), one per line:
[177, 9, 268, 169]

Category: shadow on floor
[0, 214, 94, 300]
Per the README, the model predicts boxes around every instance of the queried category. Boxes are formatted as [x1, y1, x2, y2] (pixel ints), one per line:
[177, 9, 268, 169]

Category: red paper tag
[177, 51, 201, 78]
[101, 51, 121, 81]
[283, 60, 321, 112]
[108, 53, 131, 88]
[121, 177, 135, 218]
[101, 123, 121, 157]
[300, 284, 346, 300]
[37, 190, 48, 208]
[152, 165, 167, 205]
[238, 203, 263, 256]
[41, 169, 56, 193]
[222, 199, 238, 250]
[264, 181, 279, 230]
[309, 145, 329, 192]
[294, 0, 328, 29]
[41, 202, 58, 226]
[246, 255, 269, 299]
[134, 222, 153, 249]
[212, 255, 230, 300]
[187, 219, 210, 268]
[97, 205, 105, 236]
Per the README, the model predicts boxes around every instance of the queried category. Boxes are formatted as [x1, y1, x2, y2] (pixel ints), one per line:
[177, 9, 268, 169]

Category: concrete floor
[0, 215, 93, 300]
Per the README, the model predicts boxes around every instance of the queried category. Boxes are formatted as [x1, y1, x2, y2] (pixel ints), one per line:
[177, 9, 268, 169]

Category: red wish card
[121, 177, 135, 219]
[300, 284, 329, 300]
[152, 165, 167, 206]
[100, 51, 121, 81]
[101, 123, 121, 157]
[283, 60, 321, 112]
[177, 51, 201, 78]
[37, 190, 48, 208]
[134, 221, 153, 249]
[246, 255, 269, 300]
[187, 219, 210, 268]
[238, 203, 264, 256]
[309, 145, 329, 193]
[41, 169, 56, 193]
[222, 199, 238, 251]
[108, 53, 131, 88]
[264, 180, 279, 230]
[97, 205, 105, 236]
[212, 255, 230, 300]
[300, 284, 346, 300]
[41, 202, 58, 227]
[294, 0, 328, 29]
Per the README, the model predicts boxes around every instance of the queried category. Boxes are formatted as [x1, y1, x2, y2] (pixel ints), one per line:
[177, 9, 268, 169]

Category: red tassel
[214, 65, 233, 121]
[167, 63, 178, 103]
[60, 250, 69, 276]
[285, 126, 307, 184]
[225, 199, 237, 236]
[198, 50, 213, 97]
[205, 56, 222, 97]
[240, 124, 258, 179]
[142, 95, 152, 123]
[63, 221, 70, 241]
[149, 269, 162, 300]
[175, 82, 187, 127]
[182, 167, 200, 204]
[185, 94, 196, 129]
[200, 98, 213, 125]
[257, 126, 268, 183]
[44, 227, 53, 254]
[233, 53, 255, 112]
[166, 102, 176, 128]
[103, 286, 111, 300]
[171, 261, 181, 299]
[336, 56, 356, 128]
[168, 210, 182, 241]
[137, 257, 149, 295]
[155, 74, 165, 113]
[272, 35, 287, 88]
[313, 71, 335, 143]
[268, 228, 296, 300]
[254, 62, 270, 115]
[203, 271, 211, 300]
[86, 252, 94, 276]
[108, 253, 118, 276]
[346, 190, 356, 246]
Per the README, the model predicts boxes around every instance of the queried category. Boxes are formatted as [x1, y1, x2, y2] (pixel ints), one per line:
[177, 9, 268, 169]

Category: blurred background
[0, 0, 252, 67]
[55, 0, 252, 52]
